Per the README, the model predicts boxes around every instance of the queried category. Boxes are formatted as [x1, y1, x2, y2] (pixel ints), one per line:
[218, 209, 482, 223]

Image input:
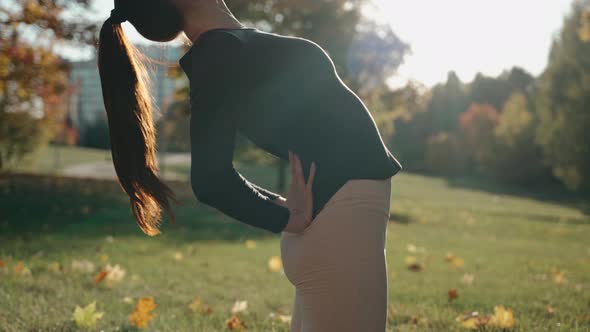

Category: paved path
[62, 153, 190, 180]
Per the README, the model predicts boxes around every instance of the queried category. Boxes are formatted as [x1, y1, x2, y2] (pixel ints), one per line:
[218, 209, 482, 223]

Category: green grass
[0, 168, 589, 331]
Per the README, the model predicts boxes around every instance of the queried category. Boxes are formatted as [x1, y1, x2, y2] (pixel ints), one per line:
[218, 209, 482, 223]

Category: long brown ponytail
[97, 0, 184, 236]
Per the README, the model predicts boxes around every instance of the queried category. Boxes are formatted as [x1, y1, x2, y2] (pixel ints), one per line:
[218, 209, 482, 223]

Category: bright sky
[88, 0, 574, 87]
[369, 0, 573, 87]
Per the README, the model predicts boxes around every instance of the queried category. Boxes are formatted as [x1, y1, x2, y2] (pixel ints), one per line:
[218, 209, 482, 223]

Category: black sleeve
[247, 181, 283, 201]
[188, 32, 290, 234]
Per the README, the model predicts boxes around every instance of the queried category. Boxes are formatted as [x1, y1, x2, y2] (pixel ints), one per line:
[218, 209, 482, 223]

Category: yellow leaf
[444, 252, 455, 262]
[269, 312, 292, 324]
[244, 240, 257, 249]
[47, 262, 61, 273]
[455, 312, 489, 330]
[404, 256, 417, 265]
[451, 257, 465, 269]
[13, 261, 31, 276]
[488, 305, 516, 329]
[551, 268, 567, 284]
[405, 256, 423, 271]
[188, 297, 202, 312]
[129, 296, 157, 329]
[268, 256, 283, 272]
[73, 301, 104, 328]
[173, 251, 184, 261]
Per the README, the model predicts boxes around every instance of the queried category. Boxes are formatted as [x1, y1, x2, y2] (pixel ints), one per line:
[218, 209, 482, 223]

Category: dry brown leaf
[226, 314, 247, 330]
[94, 270, 108, 285]
[448, 289, 459, 301]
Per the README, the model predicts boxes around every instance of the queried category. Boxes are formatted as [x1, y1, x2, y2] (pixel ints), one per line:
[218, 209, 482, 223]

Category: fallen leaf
[231, 300, 248, 314]
[94, 270, 108, 285]
[129, 296, 157, 329]
[445, 252, 455, 262]
[174, 251, 184, 261]
[201, 306, 214, 315]
[405, 256, 423, 271]
[551, 268, 567, 284]
[461, 273, 475, 285]
[188, 298, 202, 312]
[455, 312, 489, 330]
[188, 297, 213, 315]
[104, 264, 126, 286]
[226, 314, 247, 331]
[73, 301, 104, 329]
[448, 289, 459, 301]
[71, 260, 95, 274]
[99, 254, 109, 263]
[405, 256, 417, 265]
[13, 261, 31, 276]
[451, 257, 465, 269]
[244, 240, 257, 249]
[47, 262, 61, 273]
[268, 256, 283, 272]
[547, 305, 555, 316]
[269, 312, 292, 324]
[488, 305, 516, 329]
[123, 296, 134, 304]
[0, 260, 5, 268]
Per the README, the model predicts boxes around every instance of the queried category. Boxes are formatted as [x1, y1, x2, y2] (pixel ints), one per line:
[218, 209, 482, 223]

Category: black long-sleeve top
[178, 27, 402, 234]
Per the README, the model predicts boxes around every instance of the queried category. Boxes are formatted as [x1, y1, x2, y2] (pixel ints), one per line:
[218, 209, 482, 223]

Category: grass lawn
[11, 145, 112, 174]
[0, 167, 589, 331]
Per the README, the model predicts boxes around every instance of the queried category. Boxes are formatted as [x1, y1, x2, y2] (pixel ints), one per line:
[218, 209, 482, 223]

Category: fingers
[288, 151, 298, 186]
[289, 150, 302, 187]
[306, 161, 316, 191]
[294, 153, 303, 186]
[289, 151, 316, 189]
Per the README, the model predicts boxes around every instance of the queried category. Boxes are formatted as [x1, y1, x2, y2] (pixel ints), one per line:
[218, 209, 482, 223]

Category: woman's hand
[283, 150, 316, 233]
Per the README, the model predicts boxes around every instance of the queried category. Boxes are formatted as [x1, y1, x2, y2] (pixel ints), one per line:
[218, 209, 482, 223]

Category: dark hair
[97, 0, 184, 236]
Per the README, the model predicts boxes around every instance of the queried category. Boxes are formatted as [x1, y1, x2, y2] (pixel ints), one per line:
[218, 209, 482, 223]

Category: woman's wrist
[273, 196, 288, 207]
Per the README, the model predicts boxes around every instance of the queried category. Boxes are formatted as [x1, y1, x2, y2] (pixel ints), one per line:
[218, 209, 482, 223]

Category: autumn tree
[427, 71, 469, 133]
[459, 103, 500, 174]
[0, 0, 97, 170]
[536, 0, 590, 191]
[492, 92, 547, 183]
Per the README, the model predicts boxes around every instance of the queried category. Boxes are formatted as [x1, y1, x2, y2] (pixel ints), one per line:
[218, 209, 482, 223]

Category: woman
[98, 0, 402, 331]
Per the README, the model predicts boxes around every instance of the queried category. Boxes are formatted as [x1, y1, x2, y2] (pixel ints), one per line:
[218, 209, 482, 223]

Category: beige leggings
[280, 177, 392, 332]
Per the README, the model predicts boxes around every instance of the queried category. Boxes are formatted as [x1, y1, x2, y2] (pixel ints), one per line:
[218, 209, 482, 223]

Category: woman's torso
[180, 27, 402, 220]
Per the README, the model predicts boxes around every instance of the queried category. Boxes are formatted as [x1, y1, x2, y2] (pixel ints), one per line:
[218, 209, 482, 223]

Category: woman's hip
[280, 176, 392, 285]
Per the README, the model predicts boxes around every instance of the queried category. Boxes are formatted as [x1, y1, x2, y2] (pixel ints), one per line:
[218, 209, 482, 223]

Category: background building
[67, 43, 185, 138]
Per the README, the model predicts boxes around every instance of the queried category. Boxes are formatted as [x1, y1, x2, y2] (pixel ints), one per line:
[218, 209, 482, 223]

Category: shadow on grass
[0, 173, 275, 243]
[388, 211, 416, 225]
[440, 173, 590, 217]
